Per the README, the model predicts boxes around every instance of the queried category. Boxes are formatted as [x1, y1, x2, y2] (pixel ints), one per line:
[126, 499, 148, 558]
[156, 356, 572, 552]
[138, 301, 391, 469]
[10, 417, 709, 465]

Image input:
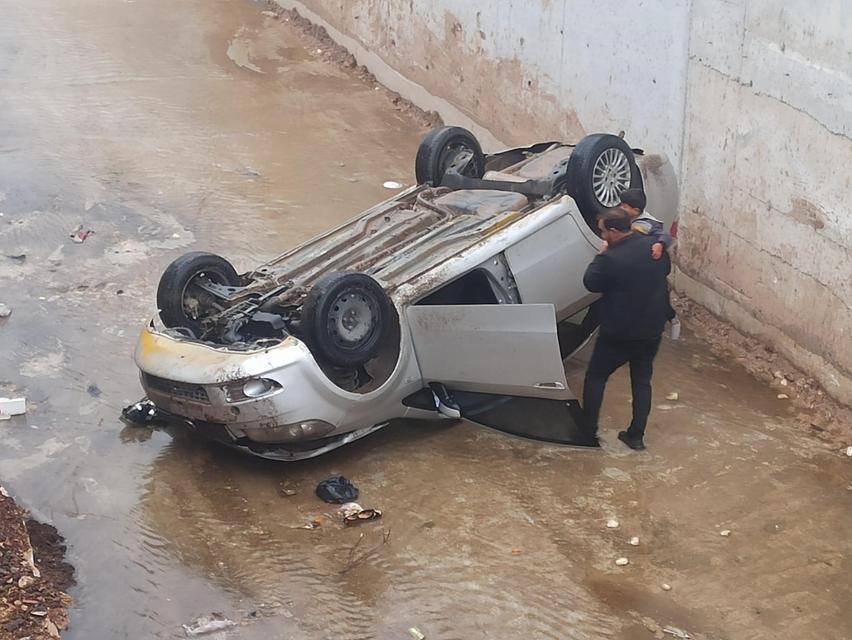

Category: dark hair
[619, 188, 646, 211]
[598, 208, 632, 232]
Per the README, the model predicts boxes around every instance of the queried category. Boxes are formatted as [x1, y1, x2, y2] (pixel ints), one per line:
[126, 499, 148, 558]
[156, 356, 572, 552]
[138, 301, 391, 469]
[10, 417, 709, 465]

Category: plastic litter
[0, 397, 26, 418]
[69, 225, 95, 243]
[339, 502, 363, 518]
[665, 392, 679, 401]
[777, 393, 789, 399]
[670, 317, 681, 340]
[316, 476, 359, 503]
[383, 180, 403, 189]
[663, 626, 691, 638]
[343, 508, 382, 526]
[182, 613, 237, 637]
[408, 628, 425, 640]
[121, 398, 168, 426]
[719, 529, 731, 537]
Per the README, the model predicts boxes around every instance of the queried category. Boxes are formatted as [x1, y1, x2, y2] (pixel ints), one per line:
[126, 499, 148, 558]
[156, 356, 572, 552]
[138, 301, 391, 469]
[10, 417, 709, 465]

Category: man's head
[618, 188, 646, 219]
[597, 208, 633, 245]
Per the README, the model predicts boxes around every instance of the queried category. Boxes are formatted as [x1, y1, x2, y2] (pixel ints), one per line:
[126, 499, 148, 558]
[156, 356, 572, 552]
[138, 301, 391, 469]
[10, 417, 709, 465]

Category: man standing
[582, 208, 671, 450]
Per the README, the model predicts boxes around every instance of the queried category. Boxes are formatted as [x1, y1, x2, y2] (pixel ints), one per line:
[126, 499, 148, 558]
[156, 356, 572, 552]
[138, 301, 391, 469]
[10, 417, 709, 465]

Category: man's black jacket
[583, 233, 672, 340]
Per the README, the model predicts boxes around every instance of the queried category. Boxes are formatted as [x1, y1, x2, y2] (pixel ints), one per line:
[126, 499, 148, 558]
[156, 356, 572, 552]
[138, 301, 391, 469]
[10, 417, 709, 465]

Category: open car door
[407, 304, 596, 446]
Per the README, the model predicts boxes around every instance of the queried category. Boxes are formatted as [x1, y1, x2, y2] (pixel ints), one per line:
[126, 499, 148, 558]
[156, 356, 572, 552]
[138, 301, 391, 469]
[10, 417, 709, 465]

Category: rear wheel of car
[565, 134, 643, 229]
[157, 252, 240, 332]
[302, 272, 394, 368]
[415, 126, 486, 185]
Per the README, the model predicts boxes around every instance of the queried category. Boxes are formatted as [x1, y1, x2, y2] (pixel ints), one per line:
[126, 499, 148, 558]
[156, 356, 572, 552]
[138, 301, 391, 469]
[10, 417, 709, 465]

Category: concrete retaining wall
[676, 0, 852, 404]
[275, 0, 852, 404]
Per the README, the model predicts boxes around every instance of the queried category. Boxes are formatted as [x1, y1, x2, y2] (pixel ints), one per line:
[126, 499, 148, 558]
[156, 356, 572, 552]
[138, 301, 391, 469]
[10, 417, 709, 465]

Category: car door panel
[407, 303, 571, 400]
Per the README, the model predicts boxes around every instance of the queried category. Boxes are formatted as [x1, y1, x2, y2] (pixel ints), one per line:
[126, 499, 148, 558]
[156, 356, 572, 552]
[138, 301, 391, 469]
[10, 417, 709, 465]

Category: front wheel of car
[156, 252, 240, 333]
[565, 133, 643, 228]
[301, 272, 394, 368]
[415, 126, 486, 186]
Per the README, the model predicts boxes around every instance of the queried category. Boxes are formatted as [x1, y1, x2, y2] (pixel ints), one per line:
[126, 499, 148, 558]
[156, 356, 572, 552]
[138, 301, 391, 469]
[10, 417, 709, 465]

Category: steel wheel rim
[328, 291, 376, 347]
[592, 147, 632, 207]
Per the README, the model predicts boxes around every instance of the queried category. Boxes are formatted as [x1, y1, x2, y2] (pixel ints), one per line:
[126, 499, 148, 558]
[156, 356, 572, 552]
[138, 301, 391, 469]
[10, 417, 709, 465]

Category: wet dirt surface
[0, 1, 850, 639]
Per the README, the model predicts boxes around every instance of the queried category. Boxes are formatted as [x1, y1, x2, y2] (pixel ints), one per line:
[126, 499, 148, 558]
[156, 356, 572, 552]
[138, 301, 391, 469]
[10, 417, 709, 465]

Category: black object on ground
[120, 398, 169, 426]
[316, 476, 359, 503]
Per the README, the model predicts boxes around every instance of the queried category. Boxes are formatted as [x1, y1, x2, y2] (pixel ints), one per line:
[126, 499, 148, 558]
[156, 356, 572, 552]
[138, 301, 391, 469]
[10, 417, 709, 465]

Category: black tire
[157, 252, 239, 331]
[565, 134, 643, 229]
[302, 272, 394, 368]
[415, 126, 486, 185]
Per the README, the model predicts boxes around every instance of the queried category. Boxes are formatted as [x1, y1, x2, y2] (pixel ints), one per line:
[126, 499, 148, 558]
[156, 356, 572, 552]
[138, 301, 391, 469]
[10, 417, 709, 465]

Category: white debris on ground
[615, 557, 629, 566]
[606, 519, 619, 529]
[182, 613, 237, 637]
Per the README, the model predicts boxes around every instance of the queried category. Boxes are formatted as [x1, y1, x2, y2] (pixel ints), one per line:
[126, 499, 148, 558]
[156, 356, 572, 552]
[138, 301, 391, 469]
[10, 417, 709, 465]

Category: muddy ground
[0, 1, 850, 639]
[0, 487, 74, 640]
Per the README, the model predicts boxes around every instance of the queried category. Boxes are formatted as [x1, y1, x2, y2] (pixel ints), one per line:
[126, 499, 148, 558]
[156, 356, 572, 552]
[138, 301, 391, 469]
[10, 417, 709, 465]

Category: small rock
[777, 394, 789, 399]
[17, 575, 35, 589]
[278, 482, 297, 497]
[0, 303, 11, 318]
[661, 583, 672, 591]
[846, 446, 852, 457]
[30, 610, 48, 617]
[45, 618, 61, 639]
[780, 378, 788, 386]
[665, 392, 679, 401]
[628, 536, 640, 546]
[720, 529, 731, 537]
[606, 519, 619, 529]
[87, 384, 102, 398]
[615, 557, 629, 566]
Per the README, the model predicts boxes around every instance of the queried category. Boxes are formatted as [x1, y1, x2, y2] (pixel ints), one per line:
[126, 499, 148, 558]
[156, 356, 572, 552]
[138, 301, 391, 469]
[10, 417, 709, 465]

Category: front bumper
[134, 324, 359, 444]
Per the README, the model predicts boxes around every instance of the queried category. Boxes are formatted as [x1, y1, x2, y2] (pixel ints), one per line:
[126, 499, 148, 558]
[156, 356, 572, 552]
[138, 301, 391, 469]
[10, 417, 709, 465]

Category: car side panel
[504, 212, 600, 321]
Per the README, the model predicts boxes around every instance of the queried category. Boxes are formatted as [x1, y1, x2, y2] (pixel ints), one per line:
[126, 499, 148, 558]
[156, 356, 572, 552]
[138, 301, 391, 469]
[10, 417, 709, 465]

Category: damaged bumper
[134, 323, 356, 444]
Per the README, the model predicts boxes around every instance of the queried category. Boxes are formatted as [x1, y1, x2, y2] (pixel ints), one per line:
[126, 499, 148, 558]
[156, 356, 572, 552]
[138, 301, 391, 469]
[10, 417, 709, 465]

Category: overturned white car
[133, 127, 678, 460]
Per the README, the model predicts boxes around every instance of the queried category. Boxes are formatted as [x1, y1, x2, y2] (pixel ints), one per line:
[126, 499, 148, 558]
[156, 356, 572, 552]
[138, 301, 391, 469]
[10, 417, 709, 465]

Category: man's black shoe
[618, 430, 645, 450]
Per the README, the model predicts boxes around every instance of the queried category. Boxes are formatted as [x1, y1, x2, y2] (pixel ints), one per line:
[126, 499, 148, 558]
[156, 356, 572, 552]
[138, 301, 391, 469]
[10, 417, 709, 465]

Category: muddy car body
[134, 127, 678, 460]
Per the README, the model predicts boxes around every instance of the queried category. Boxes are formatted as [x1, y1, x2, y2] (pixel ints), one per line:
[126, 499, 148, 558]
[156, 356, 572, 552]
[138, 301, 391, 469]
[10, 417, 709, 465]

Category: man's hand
[599, 240, 609, 254]
[651, 242, 664, 260]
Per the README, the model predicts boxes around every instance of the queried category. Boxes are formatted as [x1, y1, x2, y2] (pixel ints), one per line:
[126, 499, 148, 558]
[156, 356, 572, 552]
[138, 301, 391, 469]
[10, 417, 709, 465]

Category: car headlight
[224, 378, 282, 402]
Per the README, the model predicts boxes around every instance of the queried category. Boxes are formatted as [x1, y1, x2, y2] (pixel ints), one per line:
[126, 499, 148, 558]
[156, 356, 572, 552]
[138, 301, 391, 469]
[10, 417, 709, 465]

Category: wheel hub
[592, 148, 632, 207]
[330, 293, 375, 345]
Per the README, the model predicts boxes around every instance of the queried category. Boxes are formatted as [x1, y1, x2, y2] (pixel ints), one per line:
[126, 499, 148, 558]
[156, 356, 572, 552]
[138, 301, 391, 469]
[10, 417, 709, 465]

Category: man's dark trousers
[583, 335, 662, 438]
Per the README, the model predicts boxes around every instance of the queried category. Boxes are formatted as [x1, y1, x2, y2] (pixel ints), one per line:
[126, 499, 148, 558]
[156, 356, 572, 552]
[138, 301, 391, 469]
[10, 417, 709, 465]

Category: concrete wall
[276, 0, 852, 404]
[675, 0, 852, 404]
[278, 0, 691, 159]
